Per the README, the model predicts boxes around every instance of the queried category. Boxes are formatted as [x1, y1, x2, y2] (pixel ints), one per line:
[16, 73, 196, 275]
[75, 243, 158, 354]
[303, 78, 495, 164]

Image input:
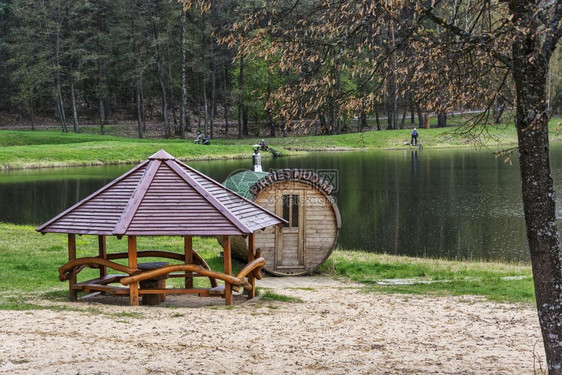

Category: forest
[1, 0, 560, 140]
[2, 1, 562, 372]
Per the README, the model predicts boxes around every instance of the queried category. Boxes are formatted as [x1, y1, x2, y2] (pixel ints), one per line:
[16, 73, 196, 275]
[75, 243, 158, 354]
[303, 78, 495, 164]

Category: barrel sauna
[223, 168, 341, 276]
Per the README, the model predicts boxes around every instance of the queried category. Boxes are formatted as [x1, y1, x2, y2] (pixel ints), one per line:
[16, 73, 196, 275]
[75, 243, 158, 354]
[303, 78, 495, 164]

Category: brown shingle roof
[37, 150, 285, 236]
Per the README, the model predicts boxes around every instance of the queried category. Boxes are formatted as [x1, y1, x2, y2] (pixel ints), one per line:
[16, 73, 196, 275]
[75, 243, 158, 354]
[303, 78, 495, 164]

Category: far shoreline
[1, 120, 561, 170]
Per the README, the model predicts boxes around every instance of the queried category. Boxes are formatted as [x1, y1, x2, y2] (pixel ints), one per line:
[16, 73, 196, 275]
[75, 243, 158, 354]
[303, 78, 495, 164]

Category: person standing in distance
[411, 127, 419, 146]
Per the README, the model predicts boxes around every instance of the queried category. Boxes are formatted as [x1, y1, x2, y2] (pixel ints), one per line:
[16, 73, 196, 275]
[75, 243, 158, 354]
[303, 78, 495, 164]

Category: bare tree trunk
[99, 98, 106, 135]
[179, 7, 187, 139]
[386, 19, 398, 130]
[267, 69, 275, 137]
[54, 22, 67, 133]
[134, 86, 143, 139]
[130, 0, 143, 138]
[512, 28, 562, 373]
[203, 83, 208, 138]
[223, 62, 229, 135]
[209, 2, 216, 139]
[437, 110, 447, 127]
[56, 84, 67, 132]
[237, 54, 244, 139]
[417, 106, 424, 128]
[360, 112, 367, 132]
[375, 102, 381, 131]
[70, 77, 78, 133]
[149, 2, 170, 138]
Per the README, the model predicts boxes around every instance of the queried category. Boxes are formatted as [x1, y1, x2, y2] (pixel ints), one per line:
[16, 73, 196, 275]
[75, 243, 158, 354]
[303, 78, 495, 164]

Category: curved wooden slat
[106, 249, 218, 287]
[120, 265, 248, 288]
[59, 257, 141, 281]
[191, 251, 218, 287]
[107, 250, 184, 261]
[235, 257, 266, 281]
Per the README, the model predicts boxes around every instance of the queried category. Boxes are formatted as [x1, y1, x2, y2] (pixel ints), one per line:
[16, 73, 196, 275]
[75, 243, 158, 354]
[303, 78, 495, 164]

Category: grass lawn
[0, 131, 258, 169]
[0, 224, 534, 310]
[0, 223, 235, 309]
[320, 250, 535, 304]
[1, 116, 561, 169]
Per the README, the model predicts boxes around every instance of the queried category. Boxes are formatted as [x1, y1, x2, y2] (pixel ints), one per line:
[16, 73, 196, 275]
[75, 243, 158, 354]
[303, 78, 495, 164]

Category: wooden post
[68, 234, 77, 301]
[128, 235, 139, 306]
[247, 233, 256, 299]
[184, 235, 193, 289]
[223, 235, 233, 305]
[98, 235, 107, 278]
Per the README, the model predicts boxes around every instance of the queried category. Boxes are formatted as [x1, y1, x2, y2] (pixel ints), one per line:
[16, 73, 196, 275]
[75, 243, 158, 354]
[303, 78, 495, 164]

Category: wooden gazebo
[36, 150, 285, 306]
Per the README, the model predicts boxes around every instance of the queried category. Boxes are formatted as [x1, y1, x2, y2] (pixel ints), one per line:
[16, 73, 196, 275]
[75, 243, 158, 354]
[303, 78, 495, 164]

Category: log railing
[107, 249, 217, 287]
[58, 249, 264, 303]
[119, 257, 265, 293]
[58, 257, 141, 281]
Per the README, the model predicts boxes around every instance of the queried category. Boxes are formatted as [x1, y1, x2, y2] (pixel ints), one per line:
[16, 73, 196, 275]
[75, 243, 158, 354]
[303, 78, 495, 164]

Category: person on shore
[411, 128, 419, 146]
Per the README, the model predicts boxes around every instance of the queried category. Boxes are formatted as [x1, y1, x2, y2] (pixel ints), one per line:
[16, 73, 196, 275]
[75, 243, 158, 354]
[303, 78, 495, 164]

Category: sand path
[0, 276, 546, 374]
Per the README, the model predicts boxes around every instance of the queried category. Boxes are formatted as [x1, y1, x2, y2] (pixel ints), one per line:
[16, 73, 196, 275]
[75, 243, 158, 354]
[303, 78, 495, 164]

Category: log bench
[57, 250, 265, 305]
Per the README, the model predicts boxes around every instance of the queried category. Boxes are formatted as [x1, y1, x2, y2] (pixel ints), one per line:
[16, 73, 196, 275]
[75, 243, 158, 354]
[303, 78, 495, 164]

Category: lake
[3, 145, 562, 262]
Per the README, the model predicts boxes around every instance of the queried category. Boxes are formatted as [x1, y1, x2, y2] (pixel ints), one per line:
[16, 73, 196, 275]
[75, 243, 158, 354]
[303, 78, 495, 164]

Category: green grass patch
[224, 116, 562, 151]
[1, 116, 561, 169]
[0, 223, 238, 308]
[259, 290, 303, 303]
[320, 250, 535, 303]
[0, 130, 261, 169]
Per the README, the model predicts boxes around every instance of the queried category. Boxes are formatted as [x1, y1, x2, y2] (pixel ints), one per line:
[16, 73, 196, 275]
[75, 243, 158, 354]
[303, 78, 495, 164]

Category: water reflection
[3, 145, 562, 262]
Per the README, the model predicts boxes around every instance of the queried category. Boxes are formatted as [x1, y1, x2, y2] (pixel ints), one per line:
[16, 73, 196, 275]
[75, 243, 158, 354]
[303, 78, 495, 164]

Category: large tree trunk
[134, 86, 143, 139]
[56, 83, 67, 133]
[70, 77, 78, 133]
[179, 7, 187, 140]
[267, 69, 275, 137]
[512, 29, 562, 375]
[437, 110, 447, 127]
[237, 54, 244, 139]
[417, 106, 424, 129]
[209, 7, 216, 139]
[223, 62, 229, 135]
[130, 0, 143, 139]
[150, 3, 170, 139]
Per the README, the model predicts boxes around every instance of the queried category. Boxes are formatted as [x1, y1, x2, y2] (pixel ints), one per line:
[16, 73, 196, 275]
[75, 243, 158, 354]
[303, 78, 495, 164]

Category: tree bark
[417, 106, 424, 128]
[130, 0, 143, 139]
[209, 0, 217, 139]
[267, 69, 275, 137]
[375, 101, 381, 131]
[223, 62, 229, 135]
[180, 7, 187, 139]
[512, 30, 562, 374]
[437, 110, 447, 127]
[150, 1, 170, 138]
[70, 77, 78, 133]
[237, 54, 244, 139]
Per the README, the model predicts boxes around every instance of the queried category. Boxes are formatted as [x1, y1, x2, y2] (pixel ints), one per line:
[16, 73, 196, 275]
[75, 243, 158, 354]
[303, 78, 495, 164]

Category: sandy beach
[0, 276, 545, 374]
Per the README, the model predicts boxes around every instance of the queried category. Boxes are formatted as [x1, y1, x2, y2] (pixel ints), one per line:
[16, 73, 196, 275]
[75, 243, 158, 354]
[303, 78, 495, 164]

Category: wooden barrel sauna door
[275, 190, 305, 271]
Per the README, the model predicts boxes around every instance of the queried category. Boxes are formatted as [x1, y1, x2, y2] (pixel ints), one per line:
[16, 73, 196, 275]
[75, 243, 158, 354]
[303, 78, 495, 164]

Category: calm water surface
[4, 146, 562, 262]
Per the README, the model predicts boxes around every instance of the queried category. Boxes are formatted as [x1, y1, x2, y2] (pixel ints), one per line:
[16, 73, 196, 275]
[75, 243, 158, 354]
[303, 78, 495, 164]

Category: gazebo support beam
[184, 235, 193, 288]
[68, 234, 77, 301]
[98, 235, 107, 279]
[128, 235, 139, 306]
[247, 233, 256, 299]
[223, 235, 232, 305]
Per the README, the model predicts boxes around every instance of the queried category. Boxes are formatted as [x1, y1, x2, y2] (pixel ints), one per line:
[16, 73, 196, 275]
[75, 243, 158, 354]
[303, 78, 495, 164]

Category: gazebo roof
[223, 170, 269, 199]
[37, 150, 285, 236]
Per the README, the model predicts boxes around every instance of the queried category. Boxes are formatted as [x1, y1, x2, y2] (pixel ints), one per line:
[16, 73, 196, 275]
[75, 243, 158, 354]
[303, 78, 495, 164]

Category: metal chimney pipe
[252, 146, 263, 172]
